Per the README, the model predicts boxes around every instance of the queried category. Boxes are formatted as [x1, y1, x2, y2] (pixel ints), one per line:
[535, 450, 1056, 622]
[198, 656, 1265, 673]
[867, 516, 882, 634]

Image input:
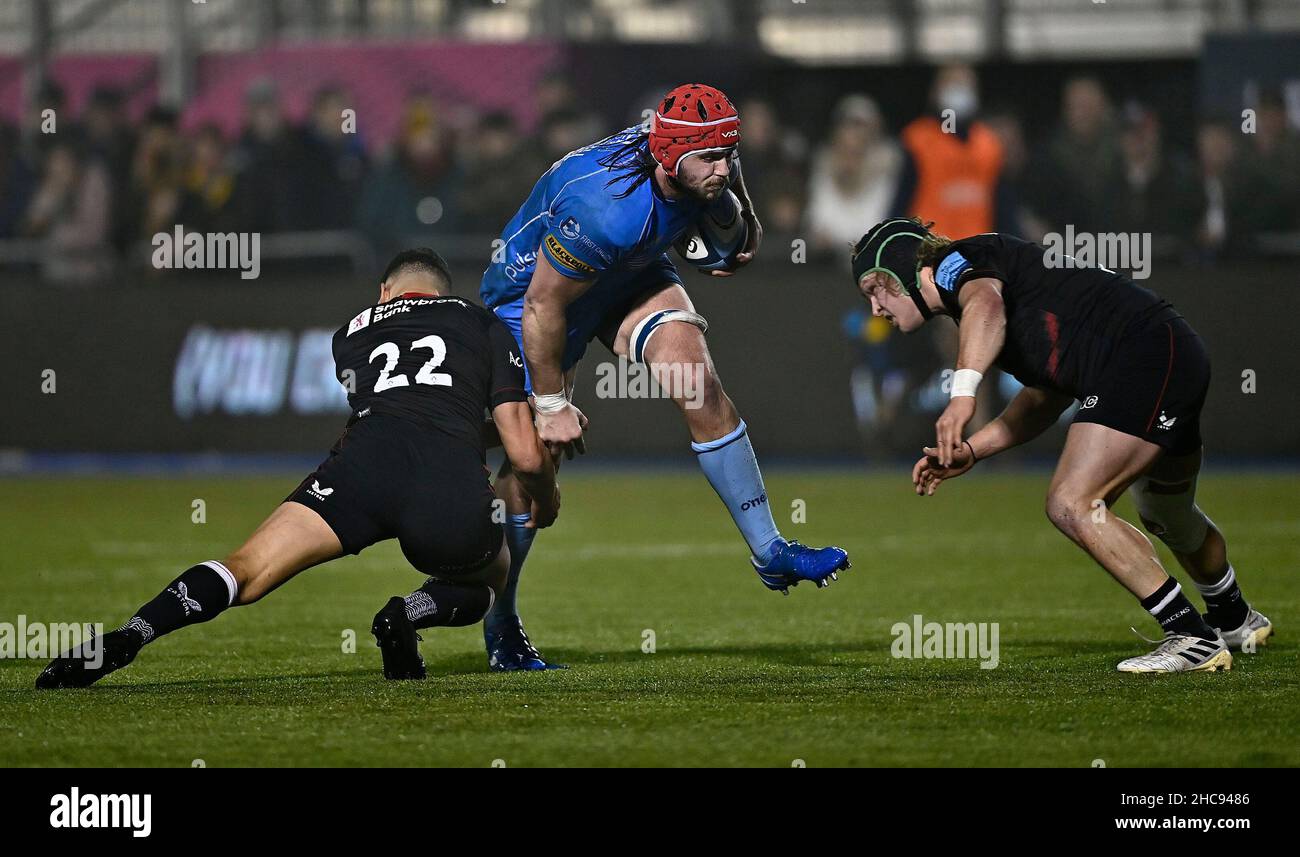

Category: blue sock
[692, 420, 783, 561]
[487, 513, 535, 629]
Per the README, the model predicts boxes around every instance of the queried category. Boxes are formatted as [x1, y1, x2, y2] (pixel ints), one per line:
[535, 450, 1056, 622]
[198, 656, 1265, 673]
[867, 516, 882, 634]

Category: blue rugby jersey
[479, 125, 714, 310]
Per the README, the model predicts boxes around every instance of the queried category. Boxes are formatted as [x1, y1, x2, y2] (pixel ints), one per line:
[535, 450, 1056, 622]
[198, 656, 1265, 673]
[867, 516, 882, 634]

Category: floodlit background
[1, 0, 1298, 463]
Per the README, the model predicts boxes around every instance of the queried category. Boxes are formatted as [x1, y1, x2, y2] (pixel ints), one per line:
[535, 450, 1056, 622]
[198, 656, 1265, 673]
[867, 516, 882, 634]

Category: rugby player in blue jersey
[477, 84, 851, 670]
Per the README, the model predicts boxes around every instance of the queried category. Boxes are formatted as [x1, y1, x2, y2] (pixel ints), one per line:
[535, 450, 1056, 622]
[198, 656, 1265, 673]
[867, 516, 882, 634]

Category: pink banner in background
[184, 41, 563, 148]
[0, 54, 158, 121]
[1, 41, 561, 149]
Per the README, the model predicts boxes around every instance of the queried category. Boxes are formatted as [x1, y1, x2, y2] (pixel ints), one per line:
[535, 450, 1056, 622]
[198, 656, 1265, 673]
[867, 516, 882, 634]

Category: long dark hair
[596, 130, 658, 199]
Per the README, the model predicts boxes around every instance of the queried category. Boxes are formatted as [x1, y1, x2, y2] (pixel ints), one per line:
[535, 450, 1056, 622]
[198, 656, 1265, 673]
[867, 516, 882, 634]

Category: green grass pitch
[1, 469, 1295, 767]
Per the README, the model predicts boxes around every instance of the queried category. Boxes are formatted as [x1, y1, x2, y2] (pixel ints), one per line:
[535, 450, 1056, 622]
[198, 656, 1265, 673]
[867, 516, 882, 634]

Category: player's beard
[670, 172, 725, 203]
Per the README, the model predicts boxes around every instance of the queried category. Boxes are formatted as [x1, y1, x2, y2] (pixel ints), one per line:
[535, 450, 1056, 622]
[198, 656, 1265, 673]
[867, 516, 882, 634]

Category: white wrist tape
[533, 391, 569, 414]
[950, 369, 983, 399]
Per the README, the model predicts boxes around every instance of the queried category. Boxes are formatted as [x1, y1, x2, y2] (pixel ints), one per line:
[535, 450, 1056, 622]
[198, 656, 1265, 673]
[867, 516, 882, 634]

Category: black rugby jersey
[331, 293, 527, 455]
[932, 233, 1179, 397]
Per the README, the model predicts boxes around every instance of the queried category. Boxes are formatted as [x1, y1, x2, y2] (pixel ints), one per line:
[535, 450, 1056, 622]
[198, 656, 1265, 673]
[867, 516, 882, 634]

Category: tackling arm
[521, 251, 593, 398]
[966, 385, 1076, 461]
[491, 400, 560, 529]
[954, 277, 1007, 377]
[914, 384, 1075, 497]
[521, 252, 594, 452]
[932, 277, 1007, 466]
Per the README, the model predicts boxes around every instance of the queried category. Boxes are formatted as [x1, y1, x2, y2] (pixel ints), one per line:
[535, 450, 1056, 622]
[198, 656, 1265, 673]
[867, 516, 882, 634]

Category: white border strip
[1148, 581, 1182, 616]
[655, 113, 737, 128]
[202, 560, 239, 606]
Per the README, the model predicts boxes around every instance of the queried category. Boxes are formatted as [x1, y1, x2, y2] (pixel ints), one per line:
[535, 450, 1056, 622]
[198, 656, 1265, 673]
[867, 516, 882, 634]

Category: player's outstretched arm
[522, 252, 593, 454]
[934, 277, 1006, 466]
[493, 400, 560, 529]
[971, 385, 1075, 460]
[914, 386, 1074, 496]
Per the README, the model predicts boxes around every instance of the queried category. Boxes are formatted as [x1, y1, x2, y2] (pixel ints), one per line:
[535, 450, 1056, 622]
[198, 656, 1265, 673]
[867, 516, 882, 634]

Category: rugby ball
[673, 189, 748, 273]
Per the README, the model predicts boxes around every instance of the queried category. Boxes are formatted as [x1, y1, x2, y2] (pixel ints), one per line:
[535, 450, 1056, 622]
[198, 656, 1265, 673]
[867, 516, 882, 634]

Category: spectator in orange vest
[890, 64, 1019, 238]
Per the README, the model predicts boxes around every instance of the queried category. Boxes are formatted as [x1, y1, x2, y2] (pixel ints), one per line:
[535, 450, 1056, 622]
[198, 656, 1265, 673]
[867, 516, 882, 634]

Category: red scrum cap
[648, 83, 740, 177]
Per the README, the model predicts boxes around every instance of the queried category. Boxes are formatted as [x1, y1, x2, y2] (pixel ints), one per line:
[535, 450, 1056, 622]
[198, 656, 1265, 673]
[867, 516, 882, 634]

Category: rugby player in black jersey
[851, 218, 1271, 673]
[36, 249, 559, 687]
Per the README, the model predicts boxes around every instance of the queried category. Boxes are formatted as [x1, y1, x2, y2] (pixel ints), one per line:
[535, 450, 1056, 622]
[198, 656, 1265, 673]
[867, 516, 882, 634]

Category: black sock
[121, 561, 237, 646]
[403, 579, 495, 630]
[1140, 577, 1216, 641]
[1194, 565, 1250, 631]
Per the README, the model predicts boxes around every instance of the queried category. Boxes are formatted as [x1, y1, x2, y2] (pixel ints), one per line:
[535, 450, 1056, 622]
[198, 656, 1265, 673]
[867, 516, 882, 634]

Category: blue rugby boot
[484, 615, 566, 671]
[751, 538, 851, 595]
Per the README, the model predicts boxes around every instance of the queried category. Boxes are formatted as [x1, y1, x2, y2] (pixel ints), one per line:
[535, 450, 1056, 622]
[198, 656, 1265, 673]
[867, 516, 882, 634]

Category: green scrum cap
[851, 217, 936, 320]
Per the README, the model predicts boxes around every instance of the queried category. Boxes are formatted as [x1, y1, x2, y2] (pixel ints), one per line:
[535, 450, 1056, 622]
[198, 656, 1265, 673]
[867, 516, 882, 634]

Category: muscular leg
[125, 500, 341, 644]
[607, 283, 848, 592]
[1133, 449, 1259, 636]
[610, 285, 740, 442]
[227, 501, 344, 604]
[481, 371, 572, 669]
[487, 455, 538, 622]
[1046, 423, 1216, 640]
[610, 284, 780, 562]
[1046, 424, 1166, 597]
[36, 502, 343, 688]
[1135, 449, 1225, 584]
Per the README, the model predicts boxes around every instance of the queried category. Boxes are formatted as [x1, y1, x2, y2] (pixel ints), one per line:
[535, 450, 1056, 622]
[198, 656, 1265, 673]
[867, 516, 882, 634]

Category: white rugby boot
[1116, 631, 1232, 673]
[1216, 608, 1272, 652]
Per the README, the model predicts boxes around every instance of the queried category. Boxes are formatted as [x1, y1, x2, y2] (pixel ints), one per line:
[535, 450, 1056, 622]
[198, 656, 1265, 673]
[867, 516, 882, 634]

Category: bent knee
[1045, 491, 1095, 537]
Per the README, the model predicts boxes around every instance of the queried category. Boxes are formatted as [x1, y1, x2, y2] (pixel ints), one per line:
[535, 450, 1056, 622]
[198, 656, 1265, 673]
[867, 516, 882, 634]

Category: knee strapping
[629, 309, 708, 364]
[1133, 475, 1211, 554]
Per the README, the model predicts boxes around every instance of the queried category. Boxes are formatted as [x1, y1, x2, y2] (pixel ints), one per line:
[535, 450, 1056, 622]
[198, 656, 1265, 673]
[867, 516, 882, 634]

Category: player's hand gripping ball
[673, 189, 748, 273]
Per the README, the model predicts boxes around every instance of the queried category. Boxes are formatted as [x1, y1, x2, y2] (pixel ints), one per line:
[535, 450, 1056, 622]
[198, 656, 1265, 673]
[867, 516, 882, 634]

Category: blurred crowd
[768, 65, 1300, 263]
[0, 71, 608, 282]
[2, 64, 1298, 285]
